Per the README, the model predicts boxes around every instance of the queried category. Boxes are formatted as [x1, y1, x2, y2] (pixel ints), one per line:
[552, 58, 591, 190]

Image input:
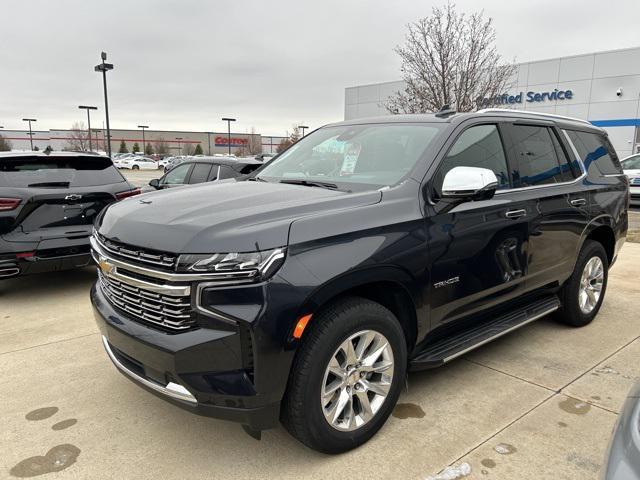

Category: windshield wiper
[279, 179, 338, 190]
[247, 176, 267, 182]
[27, 181, 71, 188]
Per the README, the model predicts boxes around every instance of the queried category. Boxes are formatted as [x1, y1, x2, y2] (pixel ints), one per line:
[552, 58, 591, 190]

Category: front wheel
[555, 240, 609, 327]
[281, 297, 407, 453]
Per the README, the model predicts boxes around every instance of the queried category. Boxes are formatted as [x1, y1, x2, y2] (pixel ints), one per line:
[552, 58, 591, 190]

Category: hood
[98, 180, 381, 253]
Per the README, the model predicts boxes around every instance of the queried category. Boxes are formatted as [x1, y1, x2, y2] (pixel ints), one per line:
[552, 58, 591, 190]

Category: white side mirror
[442, 166, 499, 199]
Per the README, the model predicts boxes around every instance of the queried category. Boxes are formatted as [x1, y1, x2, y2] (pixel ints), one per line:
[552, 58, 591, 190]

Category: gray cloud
[1, 0, 638, 135]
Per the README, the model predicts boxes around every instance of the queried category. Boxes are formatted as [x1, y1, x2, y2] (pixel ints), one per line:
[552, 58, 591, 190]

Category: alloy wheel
[579, 256, 604, 314]
[321, 329, 394, 431]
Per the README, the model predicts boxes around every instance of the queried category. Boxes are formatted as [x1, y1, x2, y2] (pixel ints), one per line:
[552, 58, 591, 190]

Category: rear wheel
[282, 297, 407, 453]
[132, 165, 139, 170]
[555, 240, 608, 327]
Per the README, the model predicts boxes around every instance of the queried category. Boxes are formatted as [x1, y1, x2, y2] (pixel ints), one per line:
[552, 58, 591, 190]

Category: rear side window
[434, 124, 510, 194]
[0, 156, 124, 187]
[188, 163, 212, 184]
[565, 130, 623, 176]
[508, 125, 570, 187]
[218, 166, 239, 179]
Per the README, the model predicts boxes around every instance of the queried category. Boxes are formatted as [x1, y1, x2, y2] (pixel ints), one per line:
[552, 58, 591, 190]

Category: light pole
[138, 125, 149, 154]
[175, 137, 183, 155]
[78, 106, 97, 151]
[221, 117, 236, 155]
[298, 125, 309, 137]
[94, 52, 114, 158]
[92, 129, 101, 151]
[207, 132, 212, 155]
[22, 118, 37, 150]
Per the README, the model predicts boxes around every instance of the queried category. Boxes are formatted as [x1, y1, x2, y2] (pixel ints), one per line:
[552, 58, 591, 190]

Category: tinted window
[163, 163, 191, 184]
[188, 163, 212, 184]
[566, 130, 623, 176]
[208, 165, 220, 181]
[509, 125, 565, 187]
[218, 166, 238, 179]
[0, 156, 124, 187]
[435, 124, 509, 194]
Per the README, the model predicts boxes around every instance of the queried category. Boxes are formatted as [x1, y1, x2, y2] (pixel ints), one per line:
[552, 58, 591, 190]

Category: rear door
[0, 155, 127, 240]
[502, 122, 588, 290]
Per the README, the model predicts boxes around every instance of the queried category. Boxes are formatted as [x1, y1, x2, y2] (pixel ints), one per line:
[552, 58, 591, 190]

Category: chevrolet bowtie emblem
[98, 256, 114, 275]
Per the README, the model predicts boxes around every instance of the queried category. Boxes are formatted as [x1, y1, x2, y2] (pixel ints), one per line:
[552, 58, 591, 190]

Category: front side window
[434, 124, 510, 195]
[509, 125, 566, 187]
[163, 163, 191, 185]
[257, 123, 445, 190]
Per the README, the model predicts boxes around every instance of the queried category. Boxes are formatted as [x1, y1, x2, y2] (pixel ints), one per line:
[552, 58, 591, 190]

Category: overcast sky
[1, 0, 639, 136]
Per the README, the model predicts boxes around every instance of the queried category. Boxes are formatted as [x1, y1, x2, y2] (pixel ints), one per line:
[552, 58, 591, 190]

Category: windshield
[0, 156, 125, 187]
[257, 123, 444, 189]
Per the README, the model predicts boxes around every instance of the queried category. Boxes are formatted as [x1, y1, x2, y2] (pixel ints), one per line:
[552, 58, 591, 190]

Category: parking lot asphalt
[1, 173, 639, 479]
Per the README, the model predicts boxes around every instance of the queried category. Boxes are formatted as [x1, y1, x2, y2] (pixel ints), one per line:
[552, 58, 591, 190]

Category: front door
[426, 122, 533, 327]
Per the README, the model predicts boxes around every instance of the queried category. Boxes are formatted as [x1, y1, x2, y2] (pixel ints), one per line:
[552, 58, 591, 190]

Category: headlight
[176, 247, 286, 281]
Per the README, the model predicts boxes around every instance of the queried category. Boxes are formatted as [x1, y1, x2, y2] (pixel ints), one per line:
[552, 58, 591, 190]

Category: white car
[621, 154, 640, 206]
[117, 156, 158, 170]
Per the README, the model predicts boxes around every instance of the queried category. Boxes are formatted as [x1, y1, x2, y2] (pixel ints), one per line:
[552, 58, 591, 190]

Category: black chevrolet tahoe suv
[90, 109, 628, 453]
[0, 152, 139, 279]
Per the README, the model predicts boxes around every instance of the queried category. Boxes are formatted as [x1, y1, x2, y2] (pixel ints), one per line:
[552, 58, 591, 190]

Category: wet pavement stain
[392, 403, 425, 419]
[10, 444, 80, 478]
[591, 395, 601, 401]
[25, 408, 58, 421]
[51, 419, 77, 431]
[481, 459, 496, 468]
[494, 443, 517, 455]
[558, 421, 568, 428]
[559, 398, 591, 415]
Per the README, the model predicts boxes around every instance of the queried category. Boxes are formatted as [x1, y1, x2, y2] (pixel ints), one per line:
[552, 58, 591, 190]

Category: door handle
[505, 209, 527, 219]
[570, 198, 587, 207]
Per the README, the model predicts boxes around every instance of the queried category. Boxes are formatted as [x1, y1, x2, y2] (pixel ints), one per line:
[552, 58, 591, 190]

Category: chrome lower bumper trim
[101, 336, 197, 404]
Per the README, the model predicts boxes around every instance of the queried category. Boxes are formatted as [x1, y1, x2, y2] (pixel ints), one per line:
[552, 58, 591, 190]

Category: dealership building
[345, 46, 640, 158]
[0, 127, 286, 155]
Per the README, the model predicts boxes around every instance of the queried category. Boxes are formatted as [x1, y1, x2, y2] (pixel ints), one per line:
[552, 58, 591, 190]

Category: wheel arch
[579, 215, 617, 265]
[295, 267, 421, 350]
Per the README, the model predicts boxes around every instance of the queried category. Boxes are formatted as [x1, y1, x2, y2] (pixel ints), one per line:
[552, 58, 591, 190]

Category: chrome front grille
[95, 233, 177, 269]
[98, 271, 195, 331]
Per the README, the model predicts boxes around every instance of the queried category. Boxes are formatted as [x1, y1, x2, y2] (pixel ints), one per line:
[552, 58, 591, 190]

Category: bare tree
[182, 143, 195, 156]
[275, 126, 303, 153]
[155, 137, 169, 156]
[0, 134, 12, 152]
[247, 128, 262, 155]
[65, 122, 90, 151]
[385, 3, 515, 114]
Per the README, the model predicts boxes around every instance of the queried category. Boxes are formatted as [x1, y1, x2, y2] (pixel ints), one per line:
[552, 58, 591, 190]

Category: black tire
[281, 296, 407, 453]
[555, 240, 609, 327]
[132, 165, 140, 170]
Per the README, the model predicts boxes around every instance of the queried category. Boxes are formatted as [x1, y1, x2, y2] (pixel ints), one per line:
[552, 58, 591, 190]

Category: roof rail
[477, 108, 592, 125]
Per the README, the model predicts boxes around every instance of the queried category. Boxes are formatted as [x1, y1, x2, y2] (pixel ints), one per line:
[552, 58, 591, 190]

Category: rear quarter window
[565, 130, 623, 176]
[0, 156, 125, 187]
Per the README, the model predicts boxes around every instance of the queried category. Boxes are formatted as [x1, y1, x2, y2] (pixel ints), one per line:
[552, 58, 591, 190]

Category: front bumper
[91, 283, 281, 430]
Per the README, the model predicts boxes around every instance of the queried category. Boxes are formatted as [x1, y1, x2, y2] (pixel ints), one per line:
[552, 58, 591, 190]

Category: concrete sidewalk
[1, 243, 638, 479]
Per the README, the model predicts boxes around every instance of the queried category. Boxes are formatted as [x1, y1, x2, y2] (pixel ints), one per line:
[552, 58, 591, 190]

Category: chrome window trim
[493, 129, 586, 195]
[102, 336, 197, 404]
